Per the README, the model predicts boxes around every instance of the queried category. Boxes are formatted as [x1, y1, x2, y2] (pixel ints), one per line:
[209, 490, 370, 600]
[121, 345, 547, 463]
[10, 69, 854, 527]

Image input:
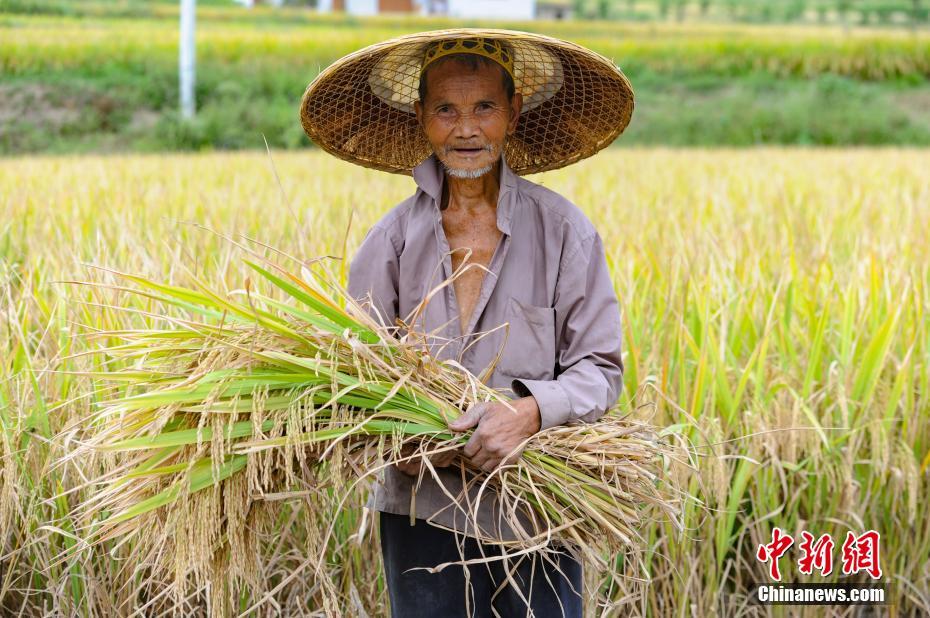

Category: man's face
[414, 58, 522, 179]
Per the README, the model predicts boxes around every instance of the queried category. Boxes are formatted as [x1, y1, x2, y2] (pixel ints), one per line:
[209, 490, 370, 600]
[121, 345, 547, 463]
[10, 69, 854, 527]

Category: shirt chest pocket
[497, 297, 557, 381]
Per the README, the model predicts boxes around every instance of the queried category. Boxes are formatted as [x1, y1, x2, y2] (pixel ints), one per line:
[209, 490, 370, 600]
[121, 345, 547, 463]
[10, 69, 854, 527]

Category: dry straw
[300, 28, 635, 175]
[54, 235, 682, 615]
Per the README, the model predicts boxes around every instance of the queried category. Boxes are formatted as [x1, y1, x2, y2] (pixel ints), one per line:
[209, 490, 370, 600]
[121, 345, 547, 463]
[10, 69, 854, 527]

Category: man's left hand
[447, 397, 541, 473]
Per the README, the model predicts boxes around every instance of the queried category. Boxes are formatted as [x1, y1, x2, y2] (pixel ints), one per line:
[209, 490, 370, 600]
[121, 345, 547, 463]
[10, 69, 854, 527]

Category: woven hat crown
[421, 37, 516, 83]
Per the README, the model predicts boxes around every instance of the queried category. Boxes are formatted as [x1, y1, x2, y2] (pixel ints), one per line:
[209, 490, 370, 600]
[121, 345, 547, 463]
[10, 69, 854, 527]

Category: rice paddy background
[3, 5, 930, 152]
[2, 147, 928, 614]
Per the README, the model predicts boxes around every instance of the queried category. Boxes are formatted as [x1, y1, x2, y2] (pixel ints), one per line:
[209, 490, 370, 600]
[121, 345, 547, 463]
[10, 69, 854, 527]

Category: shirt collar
[412, 150, 518, 235]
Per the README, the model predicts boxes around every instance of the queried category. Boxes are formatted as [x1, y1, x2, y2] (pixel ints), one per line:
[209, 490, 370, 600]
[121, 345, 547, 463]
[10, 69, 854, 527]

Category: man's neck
[440, 158, 502, 213]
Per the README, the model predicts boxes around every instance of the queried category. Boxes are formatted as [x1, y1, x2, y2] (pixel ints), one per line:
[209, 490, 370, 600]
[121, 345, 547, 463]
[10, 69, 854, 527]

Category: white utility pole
[180, 0, 196, 119]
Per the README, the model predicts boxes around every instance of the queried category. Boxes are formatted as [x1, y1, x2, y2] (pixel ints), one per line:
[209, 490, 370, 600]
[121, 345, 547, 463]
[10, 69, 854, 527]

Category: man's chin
[444, 164, 493, 179]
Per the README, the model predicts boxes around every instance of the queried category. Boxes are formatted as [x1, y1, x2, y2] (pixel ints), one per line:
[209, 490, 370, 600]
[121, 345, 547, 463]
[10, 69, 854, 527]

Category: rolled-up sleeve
[346, 225, 400, 329]
[511, 231, 624, 430]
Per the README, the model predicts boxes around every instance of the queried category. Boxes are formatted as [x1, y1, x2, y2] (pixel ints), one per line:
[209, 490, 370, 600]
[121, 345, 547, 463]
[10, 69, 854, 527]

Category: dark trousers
[379, 511, 583, 618]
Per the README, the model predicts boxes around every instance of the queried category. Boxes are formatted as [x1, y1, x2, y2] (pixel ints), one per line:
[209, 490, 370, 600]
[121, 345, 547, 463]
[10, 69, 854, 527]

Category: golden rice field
[1, 147, 929, 615]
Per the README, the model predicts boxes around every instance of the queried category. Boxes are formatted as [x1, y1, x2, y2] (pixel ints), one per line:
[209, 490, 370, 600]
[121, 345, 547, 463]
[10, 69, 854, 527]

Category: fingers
[394, 456, 421, 476]
[501, 446, 524, 468]
[398, 446, 512, 475]
[395, 443, 459, 475]
[462, 424, 497, 465]
[460, 412, 499, 471]
[466, 439, 523, 473]
[448, 412, 477, 432]
[401, 401, 530, 476]
[398, 418, 525, 476]
[432, 448, 458, 468]
[394, 444, 422, 476]
[465, 438, 496, 472]
[462, 429, 482, 459]
[448, 402, 488, 432]
[470, 447, 500, 473]
[472, 451, 494, 472]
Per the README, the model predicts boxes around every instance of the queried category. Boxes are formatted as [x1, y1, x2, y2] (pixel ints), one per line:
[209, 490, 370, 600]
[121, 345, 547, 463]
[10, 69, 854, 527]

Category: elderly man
[300, 30, 634, 618]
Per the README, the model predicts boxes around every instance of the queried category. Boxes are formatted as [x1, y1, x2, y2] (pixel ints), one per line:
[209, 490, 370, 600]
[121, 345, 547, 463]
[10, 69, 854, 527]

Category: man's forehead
[423, 60, 508, 97]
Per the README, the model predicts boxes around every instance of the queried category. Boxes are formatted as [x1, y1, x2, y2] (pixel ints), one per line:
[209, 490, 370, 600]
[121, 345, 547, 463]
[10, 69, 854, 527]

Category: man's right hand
[394, 442, 458, 476]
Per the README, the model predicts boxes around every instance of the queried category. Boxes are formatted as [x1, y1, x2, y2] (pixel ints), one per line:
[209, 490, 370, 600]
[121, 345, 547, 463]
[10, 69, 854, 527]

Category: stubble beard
[438, 143, 500, 179]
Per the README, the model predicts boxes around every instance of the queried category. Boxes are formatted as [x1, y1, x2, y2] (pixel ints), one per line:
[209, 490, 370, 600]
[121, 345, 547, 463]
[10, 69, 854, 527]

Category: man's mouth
[450, 146, 487, 156]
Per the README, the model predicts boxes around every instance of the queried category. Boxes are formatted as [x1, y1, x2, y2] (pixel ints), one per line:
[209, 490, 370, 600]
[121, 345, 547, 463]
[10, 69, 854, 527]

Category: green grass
[0, 9, 929, 153]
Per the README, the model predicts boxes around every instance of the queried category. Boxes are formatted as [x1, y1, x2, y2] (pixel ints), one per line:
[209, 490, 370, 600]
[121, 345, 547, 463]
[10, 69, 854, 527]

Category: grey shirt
[347, 152, 624, 541]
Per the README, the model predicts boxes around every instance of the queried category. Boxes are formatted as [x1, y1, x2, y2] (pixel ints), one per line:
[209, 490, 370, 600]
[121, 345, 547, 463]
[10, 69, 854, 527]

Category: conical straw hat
[299, 28, 634, 176]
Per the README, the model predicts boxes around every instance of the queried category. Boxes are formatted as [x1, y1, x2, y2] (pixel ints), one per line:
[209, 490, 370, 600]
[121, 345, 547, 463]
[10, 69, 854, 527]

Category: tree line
[572, 0, 929, 24]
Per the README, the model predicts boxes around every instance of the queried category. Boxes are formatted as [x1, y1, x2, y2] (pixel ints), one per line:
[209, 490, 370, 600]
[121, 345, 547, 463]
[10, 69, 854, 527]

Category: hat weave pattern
[420, 37, 516, 82]
[300, 28, 634, 176]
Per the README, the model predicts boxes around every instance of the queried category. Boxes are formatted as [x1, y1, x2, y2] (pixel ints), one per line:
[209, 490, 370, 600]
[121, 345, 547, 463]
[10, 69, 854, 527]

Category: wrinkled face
[414, 58, 522, 179]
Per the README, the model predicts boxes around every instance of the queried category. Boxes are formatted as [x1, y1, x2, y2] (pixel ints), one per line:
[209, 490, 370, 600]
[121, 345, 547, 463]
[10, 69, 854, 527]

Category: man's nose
[452, 112, 480, 139]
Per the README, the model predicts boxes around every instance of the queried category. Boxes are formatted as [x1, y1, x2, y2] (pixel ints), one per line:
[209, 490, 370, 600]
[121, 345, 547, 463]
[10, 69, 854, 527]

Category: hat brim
[299, 28, 634, 176]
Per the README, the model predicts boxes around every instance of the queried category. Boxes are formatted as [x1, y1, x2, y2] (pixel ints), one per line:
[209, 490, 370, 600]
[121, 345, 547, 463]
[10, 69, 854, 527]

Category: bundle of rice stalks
[56, 237, 683, 613]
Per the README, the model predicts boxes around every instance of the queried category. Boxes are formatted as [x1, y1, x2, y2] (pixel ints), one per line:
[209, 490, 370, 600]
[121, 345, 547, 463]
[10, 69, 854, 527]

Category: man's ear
[414, 100, 423, 129]
[507, 92, 523, 136]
